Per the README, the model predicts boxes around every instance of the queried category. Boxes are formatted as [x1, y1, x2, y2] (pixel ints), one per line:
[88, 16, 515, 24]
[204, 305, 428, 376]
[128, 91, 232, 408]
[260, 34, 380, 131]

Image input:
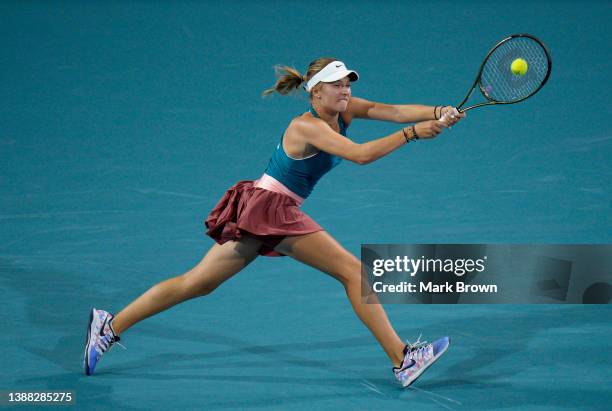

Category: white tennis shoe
[393, 335, 450, 387]
[84, 308, 125, 375]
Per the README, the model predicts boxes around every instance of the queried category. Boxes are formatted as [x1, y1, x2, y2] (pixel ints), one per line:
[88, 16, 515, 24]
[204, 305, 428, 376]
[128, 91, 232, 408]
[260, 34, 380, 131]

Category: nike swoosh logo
[335, 64, 341, 68]
[99, 318, 110, 337]
[398, 359, 416, 372]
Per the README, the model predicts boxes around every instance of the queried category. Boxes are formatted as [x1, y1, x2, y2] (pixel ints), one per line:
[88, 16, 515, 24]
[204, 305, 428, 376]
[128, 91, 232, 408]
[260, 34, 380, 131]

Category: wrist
[433, 106, 441, 120]
[401, 128, 411, 144]
[411, 124, 420, 140]
[402, 126, 419, 143]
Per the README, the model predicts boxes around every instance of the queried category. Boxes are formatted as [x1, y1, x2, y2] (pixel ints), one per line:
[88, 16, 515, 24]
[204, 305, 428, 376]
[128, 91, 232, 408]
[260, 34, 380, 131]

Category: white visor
[304, 61, 359, 92]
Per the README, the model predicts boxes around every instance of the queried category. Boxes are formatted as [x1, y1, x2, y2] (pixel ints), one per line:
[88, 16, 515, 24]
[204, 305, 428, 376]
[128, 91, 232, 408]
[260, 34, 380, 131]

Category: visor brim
[320, 70, 359, 84]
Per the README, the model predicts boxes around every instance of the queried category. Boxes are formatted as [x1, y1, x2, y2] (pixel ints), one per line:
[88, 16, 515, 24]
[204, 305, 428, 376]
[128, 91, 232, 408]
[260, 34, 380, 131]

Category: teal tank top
[264, 107, 345, 199]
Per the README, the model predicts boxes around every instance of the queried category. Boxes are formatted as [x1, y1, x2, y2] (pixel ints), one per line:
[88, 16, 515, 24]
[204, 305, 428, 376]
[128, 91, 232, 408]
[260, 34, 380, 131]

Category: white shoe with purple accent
[83, 308, 125, 375]
[393, 336, 450, 387]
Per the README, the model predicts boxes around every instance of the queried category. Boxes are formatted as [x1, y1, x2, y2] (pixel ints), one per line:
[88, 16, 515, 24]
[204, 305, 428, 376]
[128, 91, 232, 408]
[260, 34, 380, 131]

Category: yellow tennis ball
[511, 58, 528, 76]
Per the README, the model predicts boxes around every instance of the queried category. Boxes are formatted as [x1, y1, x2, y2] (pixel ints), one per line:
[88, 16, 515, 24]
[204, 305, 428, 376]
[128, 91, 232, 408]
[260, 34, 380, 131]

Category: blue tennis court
[1, 1, 610, 409]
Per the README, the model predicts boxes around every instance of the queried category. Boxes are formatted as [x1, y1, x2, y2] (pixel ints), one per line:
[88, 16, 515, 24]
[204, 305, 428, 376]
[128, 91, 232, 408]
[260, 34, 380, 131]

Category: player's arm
[293, 117, 444, 165]
[346, 96, 439, 123]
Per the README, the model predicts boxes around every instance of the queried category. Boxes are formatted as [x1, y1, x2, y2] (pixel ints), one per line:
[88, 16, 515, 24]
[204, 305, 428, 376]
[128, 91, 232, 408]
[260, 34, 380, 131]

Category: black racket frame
[457, 33, 552, 113]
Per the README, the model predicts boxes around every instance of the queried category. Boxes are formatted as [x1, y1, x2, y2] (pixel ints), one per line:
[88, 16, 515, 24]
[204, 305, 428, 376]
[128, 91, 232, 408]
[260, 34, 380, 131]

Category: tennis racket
[440, 33, 552, 122]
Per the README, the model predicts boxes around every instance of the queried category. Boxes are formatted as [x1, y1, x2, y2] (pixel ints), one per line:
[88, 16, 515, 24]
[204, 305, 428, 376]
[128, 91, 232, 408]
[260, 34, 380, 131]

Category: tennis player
[84, 57, 465, 387]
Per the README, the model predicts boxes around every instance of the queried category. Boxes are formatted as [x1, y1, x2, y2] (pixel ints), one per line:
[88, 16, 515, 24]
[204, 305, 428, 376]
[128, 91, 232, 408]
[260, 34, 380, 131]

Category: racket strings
[480, 37, 550, 103]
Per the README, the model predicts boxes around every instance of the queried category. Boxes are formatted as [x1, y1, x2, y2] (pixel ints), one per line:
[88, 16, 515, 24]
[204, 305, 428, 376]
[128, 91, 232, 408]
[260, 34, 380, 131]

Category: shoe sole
[84, 308, 96, 376]
[402, 337, 451, 388]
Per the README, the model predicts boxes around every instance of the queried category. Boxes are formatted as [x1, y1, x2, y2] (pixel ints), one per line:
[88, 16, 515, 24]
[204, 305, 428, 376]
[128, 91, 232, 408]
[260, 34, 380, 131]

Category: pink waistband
[253, 174, 304, 205]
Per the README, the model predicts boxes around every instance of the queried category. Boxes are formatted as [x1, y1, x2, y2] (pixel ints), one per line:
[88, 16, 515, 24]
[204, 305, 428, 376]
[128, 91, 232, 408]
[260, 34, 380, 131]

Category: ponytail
[262, 65, 304, 96]
[261, 57, 337, 98]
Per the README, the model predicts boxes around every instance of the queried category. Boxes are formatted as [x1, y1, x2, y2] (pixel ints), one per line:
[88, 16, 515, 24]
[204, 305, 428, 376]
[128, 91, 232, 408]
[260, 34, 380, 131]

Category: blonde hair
[262, 57, 337, 97]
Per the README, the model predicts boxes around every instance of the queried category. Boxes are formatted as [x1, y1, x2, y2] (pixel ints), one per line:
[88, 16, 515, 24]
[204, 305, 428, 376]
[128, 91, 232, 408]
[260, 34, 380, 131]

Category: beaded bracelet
[402, 128, 411, 143]
[411, 125, 420, 140]
[403, 127, 419, 143]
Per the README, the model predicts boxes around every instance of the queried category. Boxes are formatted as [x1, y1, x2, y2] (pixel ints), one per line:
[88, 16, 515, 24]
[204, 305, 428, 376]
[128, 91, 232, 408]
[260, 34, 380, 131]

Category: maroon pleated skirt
[204, 180, 323, 257]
